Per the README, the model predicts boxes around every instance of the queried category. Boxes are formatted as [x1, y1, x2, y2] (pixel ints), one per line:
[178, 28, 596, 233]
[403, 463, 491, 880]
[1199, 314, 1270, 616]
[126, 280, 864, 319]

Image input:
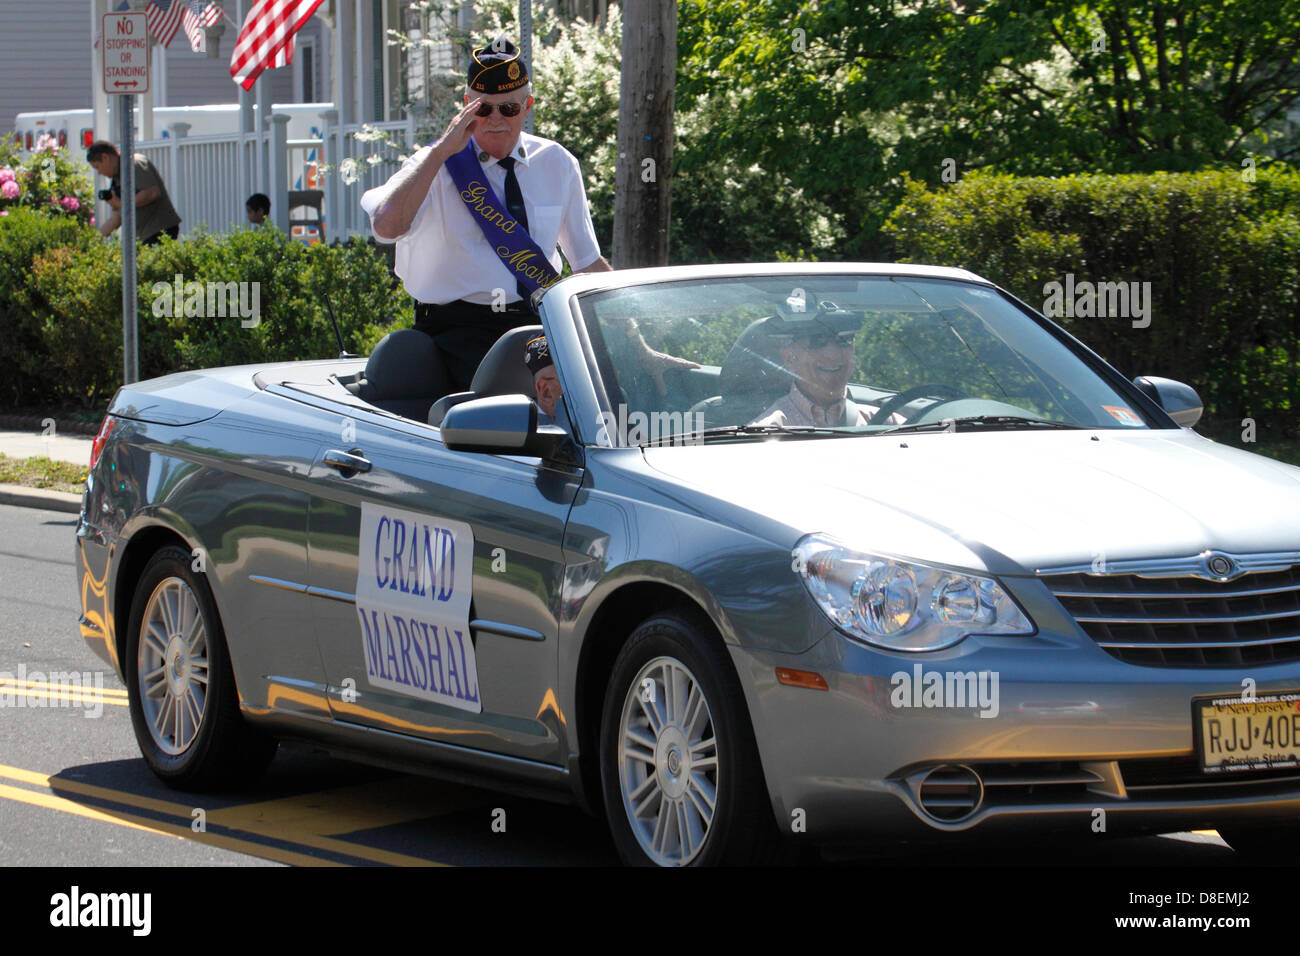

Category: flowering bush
[0, 132, 93, 224]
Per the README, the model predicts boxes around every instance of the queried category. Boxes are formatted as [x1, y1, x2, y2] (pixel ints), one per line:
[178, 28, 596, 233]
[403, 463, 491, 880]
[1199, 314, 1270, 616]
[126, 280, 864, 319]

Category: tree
[678, 0, 1300, 256]
[612, 0, 676, 267]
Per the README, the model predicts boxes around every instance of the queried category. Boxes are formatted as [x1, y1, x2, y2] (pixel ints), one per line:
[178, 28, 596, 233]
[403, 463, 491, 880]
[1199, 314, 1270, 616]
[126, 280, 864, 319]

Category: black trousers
[141, 225, 180, 246]
[414, 299, 533, 393]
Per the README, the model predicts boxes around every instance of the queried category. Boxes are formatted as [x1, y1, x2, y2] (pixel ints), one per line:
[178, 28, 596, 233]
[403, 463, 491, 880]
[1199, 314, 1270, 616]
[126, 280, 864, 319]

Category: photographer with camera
[86, 141, 181, 245]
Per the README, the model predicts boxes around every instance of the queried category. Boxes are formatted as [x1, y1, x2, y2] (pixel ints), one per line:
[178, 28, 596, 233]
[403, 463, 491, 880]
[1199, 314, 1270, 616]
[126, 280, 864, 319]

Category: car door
[302, 407, 582, 767]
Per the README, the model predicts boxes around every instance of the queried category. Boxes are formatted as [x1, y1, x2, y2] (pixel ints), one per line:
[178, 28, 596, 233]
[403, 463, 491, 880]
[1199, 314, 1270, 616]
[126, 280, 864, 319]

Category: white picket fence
[136, 112, 416, 240]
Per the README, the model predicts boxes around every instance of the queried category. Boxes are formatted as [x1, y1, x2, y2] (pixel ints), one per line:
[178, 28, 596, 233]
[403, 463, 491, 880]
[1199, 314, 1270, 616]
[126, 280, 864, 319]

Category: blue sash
[443, 143, 561, 295]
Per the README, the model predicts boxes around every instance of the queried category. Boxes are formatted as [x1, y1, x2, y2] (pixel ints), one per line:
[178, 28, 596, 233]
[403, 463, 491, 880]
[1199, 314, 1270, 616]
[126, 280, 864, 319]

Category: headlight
[793, 534, 1034, 651]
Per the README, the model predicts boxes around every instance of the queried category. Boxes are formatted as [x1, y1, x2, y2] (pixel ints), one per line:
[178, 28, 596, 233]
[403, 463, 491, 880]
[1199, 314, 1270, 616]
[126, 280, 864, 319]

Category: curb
[0, 484, 82, 514]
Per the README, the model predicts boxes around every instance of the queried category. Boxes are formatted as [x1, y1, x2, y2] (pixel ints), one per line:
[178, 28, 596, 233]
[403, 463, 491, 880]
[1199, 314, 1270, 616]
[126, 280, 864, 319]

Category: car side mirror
[1132, 375, 1203, 428]
[441, 393, 570, 459]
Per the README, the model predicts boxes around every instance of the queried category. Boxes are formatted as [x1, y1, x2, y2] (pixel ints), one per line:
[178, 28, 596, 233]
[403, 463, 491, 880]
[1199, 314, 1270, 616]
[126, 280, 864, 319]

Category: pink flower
[0, 167, 13, 184]
[34, 133, 57, 153]
[61, 196, 80, 211]
[1, 181, 19, 200]
[89, 215, 95, 226]
[1, 210, 8, 217]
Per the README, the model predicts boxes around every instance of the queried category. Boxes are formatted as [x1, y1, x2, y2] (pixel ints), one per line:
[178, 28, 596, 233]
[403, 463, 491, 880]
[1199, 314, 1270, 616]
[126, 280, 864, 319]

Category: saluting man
[361, 37, 612, 392]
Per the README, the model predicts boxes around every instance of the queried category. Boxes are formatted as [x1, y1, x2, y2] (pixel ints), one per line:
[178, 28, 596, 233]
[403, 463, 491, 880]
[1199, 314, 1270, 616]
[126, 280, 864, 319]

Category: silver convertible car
[77, 263, 1300, 865]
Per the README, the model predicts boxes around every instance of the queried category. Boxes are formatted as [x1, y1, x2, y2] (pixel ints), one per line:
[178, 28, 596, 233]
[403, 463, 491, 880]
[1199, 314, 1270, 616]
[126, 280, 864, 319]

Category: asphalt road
[0, 502, 1252, 867]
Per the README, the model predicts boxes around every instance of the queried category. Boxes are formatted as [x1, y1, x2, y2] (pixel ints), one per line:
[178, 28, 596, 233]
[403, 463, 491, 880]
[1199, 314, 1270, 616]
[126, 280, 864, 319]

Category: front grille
[1040, 553, 1300, 668]
[902, 761, 1103, 823]
[1119, 755, 1300, 793]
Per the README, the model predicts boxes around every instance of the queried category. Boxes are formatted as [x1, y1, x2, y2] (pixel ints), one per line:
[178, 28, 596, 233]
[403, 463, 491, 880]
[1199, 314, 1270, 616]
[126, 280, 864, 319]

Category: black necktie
[498, 157, 530, 303]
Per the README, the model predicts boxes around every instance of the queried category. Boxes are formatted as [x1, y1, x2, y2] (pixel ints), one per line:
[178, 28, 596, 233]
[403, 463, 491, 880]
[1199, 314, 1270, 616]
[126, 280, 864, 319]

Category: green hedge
[884, 168, 1300, 440]
[0, 211, 410, 408]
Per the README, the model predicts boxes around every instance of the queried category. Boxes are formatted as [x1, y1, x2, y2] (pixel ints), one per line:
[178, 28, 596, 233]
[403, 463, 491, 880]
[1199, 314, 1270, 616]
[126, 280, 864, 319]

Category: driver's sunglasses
[475, 101, 525, 117]
[796, 331, 857, 349]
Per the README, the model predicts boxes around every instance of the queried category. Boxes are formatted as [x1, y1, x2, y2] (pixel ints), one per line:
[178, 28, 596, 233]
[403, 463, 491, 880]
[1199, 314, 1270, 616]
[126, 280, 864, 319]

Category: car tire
[123, 545, 277, 790]
[598, 608, 785, 866]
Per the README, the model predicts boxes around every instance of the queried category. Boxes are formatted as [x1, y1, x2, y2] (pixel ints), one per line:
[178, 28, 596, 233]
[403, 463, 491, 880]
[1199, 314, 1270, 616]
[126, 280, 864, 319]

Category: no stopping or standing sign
[102, 11, 150, 96]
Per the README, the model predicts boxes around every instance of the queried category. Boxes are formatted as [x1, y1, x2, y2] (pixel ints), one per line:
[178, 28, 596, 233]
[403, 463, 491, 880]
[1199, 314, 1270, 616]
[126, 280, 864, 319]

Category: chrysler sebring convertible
[76, 262, 1300, 866]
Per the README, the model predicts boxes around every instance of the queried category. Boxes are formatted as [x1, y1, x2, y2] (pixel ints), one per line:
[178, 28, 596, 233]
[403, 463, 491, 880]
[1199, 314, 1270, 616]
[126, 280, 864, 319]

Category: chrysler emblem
[1203, 552, 1239, 580]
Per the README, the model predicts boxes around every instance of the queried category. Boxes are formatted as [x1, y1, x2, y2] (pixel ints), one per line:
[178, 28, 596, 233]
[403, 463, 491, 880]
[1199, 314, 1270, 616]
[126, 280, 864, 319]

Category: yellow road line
[0, 687, 127, 707]
[0, 782, 339, 867]
[0, 783, 165, 836]
[0, 678, 128, 697]
[0, 763, 445, 867]
[0, 763, 202, 817]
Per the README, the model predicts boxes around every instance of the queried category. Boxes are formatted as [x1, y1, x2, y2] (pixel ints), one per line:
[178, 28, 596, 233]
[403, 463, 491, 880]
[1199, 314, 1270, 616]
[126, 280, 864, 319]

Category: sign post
[102, 10, 149, 385]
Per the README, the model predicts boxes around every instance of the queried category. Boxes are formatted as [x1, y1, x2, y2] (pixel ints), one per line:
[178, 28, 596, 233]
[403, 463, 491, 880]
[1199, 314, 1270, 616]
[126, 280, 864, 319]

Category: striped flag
[146, 0, 185, 49]
[229, 0, 322, 90]
[273, 34, 295, 68]
[182, 2, 223, 54]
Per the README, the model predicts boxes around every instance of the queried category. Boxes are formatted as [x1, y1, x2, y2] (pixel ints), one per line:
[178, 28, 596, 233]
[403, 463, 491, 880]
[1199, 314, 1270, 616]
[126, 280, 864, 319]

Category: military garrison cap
[468, 37, 530, 94]
[524, 335, 553, 375]
[767, 300, 863, 338]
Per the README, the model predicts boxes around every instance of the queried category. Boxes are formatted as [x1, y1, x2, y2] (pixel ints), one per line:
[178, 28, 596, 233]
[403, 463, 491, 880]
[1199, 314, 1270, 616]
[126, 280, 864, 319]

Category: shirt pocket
[526, 204, 563, 255]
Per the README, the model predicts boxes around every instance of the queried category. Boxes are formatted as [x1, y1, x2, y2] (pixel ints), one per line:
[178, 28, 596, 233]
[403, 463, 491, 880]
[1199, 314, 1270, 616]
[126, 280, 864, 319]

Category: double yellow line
[0, 677, 128, 708]
[0, 762, 447, 867]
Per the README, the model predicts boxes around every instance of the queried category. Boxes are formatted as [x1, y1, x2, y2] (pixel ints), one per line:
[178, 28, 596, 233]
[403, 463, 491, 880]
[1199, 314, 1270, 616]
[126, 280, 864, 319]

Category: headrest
[470, 325, 544, 398]
[364, 329, 447, 399]
[718, 316, 793, 400]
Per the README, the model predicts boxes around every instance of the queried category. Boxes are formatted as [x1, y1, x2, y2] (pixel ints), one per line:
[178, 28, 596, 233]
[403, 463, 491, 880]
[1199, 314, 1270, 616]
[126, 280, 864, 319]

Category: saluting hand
[436, 98, 484, 156]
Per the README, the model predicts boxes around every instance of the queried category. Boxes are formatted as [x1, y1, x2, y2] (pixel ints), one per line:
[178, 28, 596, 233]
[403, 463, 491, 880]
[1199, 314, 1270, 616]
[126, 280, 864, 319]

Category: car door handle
[322, 449, 372, 474]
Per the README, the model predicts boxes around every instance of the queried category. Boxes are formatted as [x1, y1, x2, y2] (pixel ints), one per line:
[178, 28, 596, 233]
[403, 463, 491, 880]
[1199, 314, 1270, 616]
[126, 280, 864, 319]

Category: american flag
[230, 0, 322, 90]
[182, 2, 223, 54]
[146, 0, 185, 49]
[273, 35, 295, 68]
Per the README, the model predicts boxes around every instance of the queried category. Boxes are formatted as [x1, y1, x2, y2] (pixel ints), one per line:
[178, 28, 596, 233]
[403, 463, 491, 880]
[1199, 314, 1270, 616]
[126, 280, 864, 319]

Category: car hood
[641, 428, 1300, 574]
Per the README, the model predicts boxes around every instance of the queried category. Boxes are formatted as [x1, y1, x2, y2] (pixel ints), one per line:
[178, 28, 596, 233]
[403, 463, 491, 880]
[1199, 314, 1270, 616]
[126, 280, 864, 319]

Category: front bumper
[732, 602, 1300, 843]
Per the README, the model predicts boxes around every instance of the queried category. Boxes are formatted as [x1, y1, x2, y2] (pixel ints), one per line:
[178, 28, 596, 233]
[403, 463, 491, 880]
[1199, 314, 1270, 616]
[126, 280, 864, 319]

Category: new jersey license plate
[1195, 691, 1300, 773]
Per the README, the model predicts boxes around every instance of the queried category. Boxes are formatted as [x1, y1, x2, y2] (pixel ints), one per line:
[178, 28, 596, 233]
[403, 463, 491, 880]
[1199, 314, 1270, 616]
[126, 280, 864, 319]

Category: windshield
[576, 274, 1155, 445]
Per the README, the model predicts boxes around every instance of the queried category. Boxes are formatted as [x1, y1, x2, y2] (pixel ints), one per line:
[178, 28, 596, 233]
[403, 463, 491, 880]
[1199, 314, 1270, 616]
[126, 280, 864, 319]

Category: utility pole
[612, 0, 675, 268]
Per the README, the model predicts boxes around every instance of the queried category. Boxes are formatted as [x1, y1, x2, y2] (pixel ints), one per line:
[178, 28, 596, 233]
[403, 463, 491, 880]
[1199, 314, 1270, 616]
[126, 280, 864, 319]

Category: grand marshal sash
[443, 143, 561, 295]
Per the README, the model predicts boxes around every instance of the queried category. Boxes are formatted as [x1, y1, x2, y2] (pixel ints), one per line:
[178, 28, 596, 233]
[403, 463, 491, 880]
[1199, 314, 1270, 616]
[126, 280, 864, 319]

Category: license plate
[1194, 691, 1300, 774]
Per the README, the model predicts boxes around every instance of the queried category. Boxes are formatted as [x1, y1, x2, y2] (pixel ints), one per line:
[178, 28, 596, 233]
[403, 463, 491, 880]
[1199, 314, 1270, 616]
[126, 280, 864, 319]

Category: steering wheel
[867, 383, 967, 425]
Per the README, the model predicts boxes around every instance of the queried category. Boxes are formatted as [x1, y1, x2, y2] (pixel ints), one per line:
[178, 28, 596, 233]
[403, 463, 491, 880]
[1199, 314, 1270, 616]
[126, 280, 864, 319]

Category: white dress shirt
[360, 131, 602, 305]
[752, 384, 907, 427]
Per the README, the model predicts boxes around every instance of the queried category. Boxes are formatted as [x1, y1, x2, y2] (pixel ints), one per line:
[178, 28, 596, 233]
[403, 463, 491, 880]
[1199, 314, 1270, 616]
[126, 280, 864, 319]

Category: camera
[97, 188, 115, 201]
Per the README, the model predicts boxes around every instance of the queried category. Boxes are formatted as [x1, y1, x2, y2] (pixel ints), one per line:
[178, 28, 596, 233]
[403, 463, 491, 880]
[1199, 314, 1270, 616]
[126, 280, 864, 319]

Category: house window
[300, 40, 316, 102]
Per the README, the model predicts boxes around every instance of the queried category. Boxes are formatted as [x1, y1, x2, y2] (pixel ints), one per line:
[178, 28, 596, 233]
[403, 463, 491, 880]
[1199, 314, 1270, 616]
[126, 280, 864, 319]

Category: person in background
[246, 193, 270, 226]
[524, 334, 563, 425]
[86, 140, 180, 245]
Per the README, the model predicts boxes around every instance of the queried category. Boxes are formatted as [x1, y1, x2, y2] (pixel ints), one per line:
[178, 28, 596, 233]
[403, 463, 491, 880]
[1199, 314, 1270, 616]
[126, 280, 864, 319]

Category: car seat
[427, 325, 544, 427]
[347, 328, 449, 422]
